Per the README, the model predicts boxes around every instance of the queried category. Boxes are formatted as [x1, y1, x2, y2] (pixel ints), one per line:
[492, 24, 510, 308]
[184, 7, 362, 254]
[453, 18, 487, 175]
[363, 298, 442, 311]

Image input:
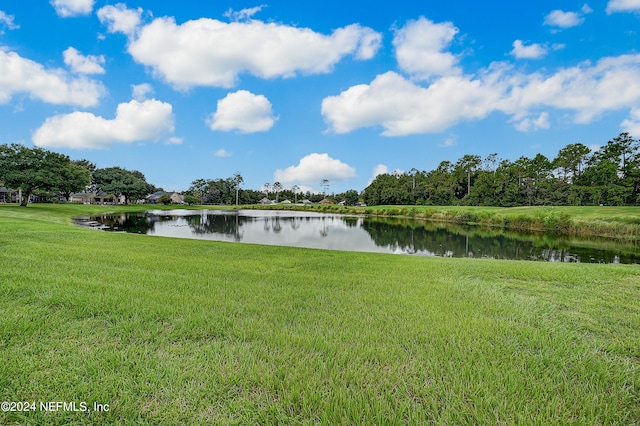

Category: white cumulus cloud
[0, 48, 104, 107]
[505, 54, 640, 124]
[63, 47, 105, 74]
[544, 9, 585, 28]
[322, 71, 502, 136]
[51, 0, 94, 17]
[393, 17, 460, 80]
[511, 40, 548, 59]
[512, 112, 550, 132]
[274, 153, 356, 185]
[223, 5, 266, 21]
[165, 136, 183, 145]
[32, 99, 174, 149]
[440, 135, 458, 147]
[131, 83, 154, 101]
[214, 148, 232, 157]
[607, 0, 640, 13]
[0, 11, 19, 30]
[208, 90, 277, 133]
[322, 38, 640, 136]
[97, 3, 143, 38]
[99, 5, 381, 89]
[621, 108, 640, 136]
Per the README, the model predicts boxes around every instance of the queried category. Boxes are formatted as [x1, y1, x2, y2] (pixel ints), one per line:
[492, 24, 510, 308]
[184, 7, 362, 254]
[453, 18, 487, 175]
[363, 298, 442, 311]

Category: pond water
[81, 209, 640, 264]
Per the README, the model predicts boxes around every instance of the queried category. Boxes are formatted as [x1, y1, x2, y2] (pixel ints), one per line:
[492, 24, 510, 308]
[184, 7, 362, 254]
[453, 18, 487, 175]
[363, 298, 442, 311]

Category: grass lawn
[1, 204, 639, 424]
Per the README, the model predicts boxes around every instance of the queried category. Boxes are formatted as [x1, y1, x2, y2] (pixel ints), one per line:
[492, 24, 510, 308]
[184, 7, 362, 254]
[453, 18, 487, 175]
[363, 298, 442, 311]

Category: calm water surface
[83, 209, 640, 264]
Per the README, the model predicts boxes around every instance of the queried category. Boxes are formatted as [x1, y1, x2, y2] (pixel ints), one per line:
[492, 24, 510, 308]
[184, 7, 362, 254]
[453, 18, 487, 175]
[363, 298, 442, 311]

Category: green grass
[1, 204, 639, 424]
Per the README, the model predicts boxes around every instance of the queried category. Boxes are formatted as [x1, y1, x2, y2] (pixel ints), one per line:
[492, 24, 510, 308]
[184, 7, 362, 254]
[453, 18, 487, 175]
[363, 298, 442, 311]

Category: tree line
[0, 143, 342, 207]
[363, 133, 640, 207]
[183, 177, 359, 205]
[4, 132, 639, 208]
[0, 143, 157, 206]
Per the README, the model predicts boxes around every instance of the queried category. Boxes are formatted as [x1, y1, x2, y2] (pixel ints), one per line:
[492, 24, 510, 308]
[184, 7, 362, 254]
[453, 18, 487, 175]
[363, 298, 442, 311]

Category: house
[146, 191, 185, 204]
[0, 187, 17, 203]
[146, 191, 165, 204]
[69, 192, 123, 205]
[259, 197, 274, 204]
[300, 199, 313, 205]
[168, 192, 185, 204]
[70, 192, 95, 204]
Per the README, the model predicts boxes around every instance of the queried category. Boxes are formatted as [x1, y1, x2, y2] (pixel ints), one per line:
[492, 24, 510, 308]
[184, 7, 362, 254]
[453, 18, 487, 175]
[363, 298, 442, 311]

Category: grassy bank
[253, 204, 640, 239]
[1, 204, 639, 424]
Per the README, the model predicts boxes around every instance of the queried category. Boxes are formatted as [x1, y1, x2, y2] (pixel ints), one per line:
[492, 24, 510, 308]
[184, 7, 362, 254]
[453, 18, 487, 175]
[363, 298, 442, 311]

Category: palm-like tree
[291, 185, 300, 203]
[320, 179, 330, 199]
[273, 182, 283, 202]
[263, 182, 271, 200]
[233, 172, 243, 206]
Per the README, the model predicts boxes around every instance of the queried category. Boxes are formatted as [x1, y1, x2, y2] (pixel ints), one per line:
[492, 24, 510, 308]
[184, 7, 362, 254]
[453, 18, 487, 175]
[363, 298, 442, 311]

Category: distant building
[146, 191, 185, 204]
[0, 187, 17, 203]
[146, 191, 165, 203]
[69, 192, 123, 205]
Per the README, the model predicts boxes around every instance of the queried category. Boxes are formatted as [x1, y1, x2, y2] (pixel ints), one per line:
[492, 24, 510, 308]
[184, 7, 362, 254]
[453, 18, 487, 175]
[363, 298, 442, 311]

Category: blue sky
[1, 1, 640, 194]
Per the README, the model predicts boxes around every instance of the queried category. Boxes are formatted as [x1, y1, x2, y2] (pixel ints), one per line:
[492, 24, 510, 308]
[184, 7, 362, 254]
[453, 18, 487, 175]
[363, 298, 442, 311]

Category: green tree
[93, 167, 152, 204]
[495, 159, 524, 206]
[467, 154, 501, 206]
[74, 159, 97, 174]
[187, 176, 244, 205]
[339, 189, 360, 206]
[157, 193, 173, 205]
[603, 132, 636, 179]
[183, 194, 201, 205]
[263, 183, 271, 201]
[291, 185, 300, 203]
[518, 154, 552, 205]
[426, 161, 455, 205]
[57, 162, 91, 201]
[187, 179, 210, 199]
[272, 182, 283, 202]
[0, 144, 76, 206]
[454, 154, 481, 199]
[363, 173, 402, 205]
[409, 167, 419, 198]
[552, 143, 591, 184]
[232, 172, 243, 206]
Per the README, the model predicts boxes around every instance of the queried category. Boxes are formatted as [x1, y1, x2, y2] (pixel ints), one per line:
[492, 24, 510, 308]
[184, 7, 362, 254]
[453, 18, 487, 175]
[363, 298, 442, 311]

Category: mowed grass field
[1, 204, 639, 424]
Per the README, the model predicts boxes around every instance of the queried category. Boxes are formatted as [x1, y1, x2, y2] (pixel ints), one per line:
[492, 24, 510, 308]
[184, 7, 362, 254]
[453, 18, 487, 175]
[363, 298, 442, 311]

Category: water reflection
[85, 209, 640, 264]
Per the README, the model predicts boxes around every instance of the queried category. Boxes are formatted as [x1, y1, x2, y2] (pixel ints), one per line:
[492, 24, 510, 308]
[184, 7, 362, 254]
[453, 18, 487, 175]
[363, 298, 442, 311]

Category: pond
[79, 209, 640, 264]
